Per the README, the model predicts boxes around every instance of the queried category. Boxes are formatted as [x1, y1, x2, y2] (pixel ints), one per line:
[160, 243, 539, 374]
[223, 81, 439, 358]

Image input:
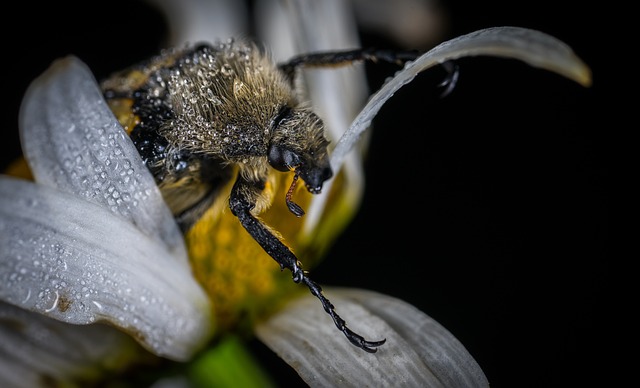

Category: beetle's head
[268, 107, 333, 216]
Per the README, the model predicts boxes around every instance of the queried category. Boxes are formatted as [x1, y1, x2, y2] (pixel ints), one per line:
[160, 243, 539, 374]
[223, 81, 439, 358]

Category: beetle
[101, 39, 455, 352]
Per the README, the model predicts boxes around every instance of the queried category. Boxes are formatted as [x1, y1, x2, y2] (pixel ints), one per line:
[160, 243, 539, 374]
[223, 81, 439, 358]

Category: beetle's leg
[438, 60, 459, 98]
[229, 175, 385, 352]
[278, 47, 420, 81]
[279, 48, 459, 96]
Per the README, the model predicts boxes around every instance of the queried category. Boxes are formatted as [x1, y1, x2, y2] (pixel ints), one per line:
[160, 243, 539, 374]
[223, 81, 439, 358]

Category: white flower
[0, 0, 590, 386]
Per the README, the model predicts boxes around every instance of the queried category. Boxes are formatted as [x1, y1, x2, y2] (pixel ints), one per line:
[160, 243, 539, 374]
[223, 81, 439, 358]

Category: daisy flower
[0, 0, 590, 386]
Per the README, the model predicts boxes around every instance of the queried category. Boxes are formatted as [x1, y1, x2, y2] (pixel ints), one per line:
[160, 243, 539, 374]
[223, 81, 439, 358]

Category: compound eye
[268, 144, 301, 172]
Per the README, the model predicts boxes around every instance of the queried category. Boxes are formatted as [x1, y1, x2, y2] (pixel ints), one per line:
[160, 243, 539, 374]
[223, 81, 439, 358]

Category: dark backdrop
[2, 1, 611, 387]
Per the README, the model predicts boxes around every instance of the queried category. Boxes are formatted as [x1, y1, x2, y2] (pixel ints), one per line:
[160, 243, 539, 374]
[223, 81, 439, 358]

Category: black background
[2, 1, 611, 387]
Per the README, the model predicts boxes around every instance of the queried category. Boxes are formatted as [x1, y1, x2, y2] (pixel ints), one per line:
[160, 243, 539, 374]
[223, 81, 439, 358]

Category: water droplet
[233, 79, 244, 95]
[175, 160, 188, 171]
[24, 197, 38, 208]
[221, 64, 233, 77]
[206, 89, 222, 105]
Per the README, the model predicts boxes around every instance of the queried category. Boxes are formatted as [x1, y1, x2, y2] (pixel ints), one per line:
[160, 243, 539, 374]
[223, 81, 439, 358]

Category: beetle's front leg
[228, 175, 305, 281]
[228, 174, 386, 352]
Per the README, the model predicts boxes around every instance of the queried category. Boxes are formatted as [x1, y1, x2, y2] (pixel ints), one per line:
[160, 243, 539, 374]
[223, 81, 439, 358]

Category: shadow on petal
[0, 301, 143, 387]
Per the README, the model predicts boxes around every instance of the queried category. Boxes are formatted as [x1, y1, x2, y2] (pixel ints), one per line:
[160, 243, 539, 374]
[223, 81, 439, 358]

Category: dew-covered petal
[0, 301, 140, 388]
[330, 26, 592, 170]
[0, 176, 212, 361]
[255, 288, 488, 387]
[19, 56, 185, 258]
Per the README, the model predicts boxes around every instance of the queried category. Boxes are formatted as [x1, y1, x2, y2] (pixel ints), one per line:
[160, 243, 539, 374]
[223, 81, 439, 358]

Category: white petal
[0, 301, 138, 387]
[255, 288, 488, 387]
[271, 0, 368, 145]
[145, 0, 249, 45]
[0, 176, 212, 361]
[257, 0, 369, 235]
[254, 0, 296, 62]
[19, 55, 186, 258]
[330, 26, 592, 171]
[335, 289, 489, 387]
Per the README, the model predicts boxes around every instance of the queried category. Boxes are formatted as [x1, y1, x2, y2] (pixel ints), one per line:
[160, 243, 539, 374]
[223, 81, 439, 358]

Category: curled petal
[0, 176, 212, 361]
[330, 26, 592, 171]
[0, 301, 139, 387]
[255, 288, 488, 387]
[19, 56, 185, 258]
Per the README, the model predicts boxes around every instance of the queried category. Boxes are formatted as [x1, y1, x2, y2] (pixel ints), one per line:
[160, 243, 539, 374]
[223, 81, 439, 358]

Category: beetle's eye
[268, 144, 301, 172]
